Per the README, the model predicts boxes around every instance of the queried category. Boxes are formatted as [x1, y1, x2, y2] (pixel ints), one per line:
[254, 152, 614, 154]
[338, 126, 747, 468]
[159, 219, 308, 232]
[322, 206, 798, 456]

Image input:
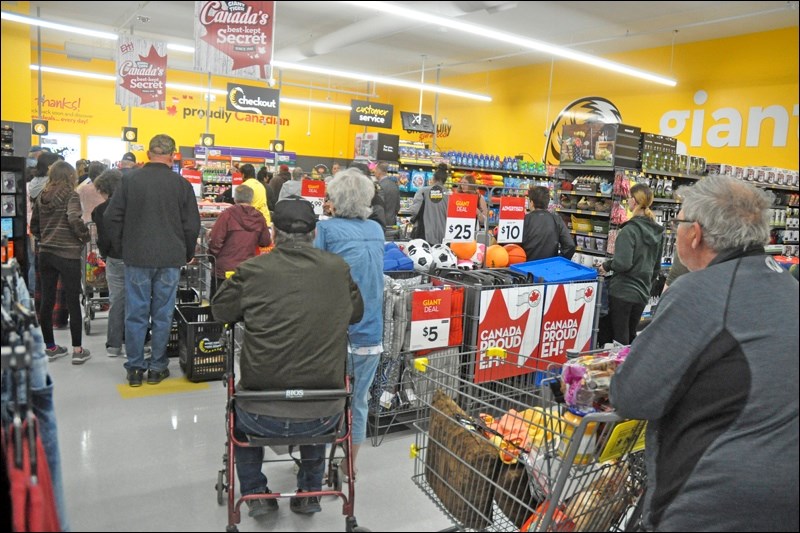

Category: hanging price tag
[444, 192, 478, 243]
[301, 179, 326, 216]
[497, 196, 526, 243]
[409, 289, 452, 351]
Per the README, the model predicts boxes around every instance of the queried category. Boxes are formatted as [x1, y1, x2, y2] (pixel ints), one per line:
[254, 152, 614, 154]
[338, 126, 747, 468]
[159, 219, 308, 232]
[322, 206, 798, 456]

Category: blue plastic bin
[510, 256, 597, 283]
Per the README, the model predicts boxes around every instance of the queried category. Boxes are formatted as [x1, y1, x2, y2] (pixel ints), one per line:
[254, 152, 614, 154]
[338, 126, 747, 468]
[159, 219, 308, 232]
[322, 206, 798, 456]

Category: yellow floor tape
[116, 377, 210, 399]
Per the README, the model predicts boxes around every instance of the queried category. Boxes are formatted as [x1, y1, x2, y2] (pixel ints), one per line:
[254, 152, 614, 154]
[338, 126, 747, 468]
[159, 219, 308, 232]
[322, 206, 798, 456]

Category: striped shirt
[31, 188, 89, 260]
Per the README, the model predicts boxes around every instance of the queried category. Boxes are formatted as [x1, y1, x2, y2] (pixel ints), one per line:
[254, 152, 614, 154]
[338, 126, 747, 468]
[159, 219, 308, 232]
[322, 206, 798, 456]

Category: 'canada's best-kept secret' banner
[194, 1, 275, 80]
[473, 281, 597, 384]
[350, 100, 394, 128]
[115, 36, 167, 110]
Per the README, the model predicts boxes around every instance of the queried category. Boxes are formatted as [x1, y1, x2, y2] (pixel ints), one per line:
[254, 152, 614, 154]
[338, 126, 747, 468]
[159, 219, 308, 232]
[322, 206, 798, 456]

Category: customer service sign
[473, 282, 597, 384]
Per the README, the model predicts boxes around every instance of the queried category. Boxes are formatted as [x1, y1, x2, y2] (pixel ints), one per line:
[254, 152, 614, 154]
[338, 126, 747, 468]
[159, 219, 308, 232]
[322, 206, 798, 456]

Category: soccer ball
[431, 244, 458, 270]
[405, 238, 433, 272]
[457, 259, 474, 270]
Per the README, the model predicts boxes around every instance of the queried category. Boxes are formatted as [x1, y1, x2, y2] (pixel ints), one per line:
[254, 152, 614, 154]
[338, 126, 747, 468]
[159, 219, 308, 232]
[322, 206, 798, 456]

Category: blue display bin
[510, 256, 597, 283]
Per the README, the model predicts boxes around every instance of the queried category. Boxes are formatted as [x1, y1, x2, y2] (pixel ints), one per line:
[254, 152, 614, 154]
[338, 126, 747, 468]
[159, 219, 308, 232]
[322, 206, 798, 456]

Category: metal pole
[36, 8, 43, 122]
[432, 66, 440, 152]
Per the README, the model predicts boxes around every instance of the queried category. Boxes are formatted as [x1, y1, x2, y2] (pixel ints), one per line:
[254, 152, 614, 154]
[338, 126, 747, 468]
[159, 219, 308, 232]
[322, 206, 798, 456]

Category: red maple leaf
[474, 289, 533, 384]
[585, 287, 594, 298]
[166, 105, 177, 116]
[119, 45, 166, 107]
[529, 290, 541, 305]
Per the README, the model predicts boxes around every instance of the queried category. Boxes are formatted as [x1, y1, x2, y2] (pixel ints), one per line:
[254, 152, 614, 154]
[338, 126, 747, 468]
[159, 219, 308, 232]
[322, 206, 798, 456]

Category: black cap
[273, 196, 317, 234]
[122, 152, 136, 163]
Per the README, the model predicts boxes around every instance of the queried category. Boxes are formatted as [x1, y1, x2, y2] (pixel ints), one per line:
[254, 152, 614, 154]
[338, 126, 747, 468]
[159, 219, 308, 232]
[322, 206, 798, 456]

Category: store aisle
[49, 319, 452, 532]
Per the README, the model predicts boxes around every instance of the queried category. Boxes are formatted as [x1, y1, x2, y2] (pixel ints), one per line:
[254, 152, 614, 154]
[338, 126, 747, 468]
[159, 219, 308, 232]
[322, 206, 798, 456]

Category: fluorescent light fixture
[341, 1, 678, 87]
[3, 11, 195, 56]
[281, 97, 352, 111]
[29, 65, 352, 110]
[167, 43, 196, 54]
[272, 60, 492, 102]
[30, 64, 115, 81]
[2, 11, 117, 40]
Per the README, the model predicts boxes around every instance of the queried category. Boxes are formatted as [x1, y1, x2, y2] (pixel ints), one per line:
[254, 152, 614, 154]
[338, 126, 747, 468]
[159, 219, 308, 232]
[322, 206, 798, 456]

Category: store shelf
[556, 208, 610, 217]
[642, 168, 705, 180]
[571, 230, 608, 239]
[558, 190, 612, 198]
[574, 246, 607, 256]
[558, 164, 616, 172]
[652, 197, 682, 204]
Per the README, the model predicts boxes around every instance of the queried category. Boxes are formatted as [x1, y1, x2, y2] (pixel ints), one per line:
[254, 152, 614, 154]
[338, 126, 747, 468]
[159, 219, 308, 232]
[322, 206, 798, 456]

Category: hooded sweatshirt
[30, 187, 89, 260]
[602, 215, 664, 304]
[207, 203, 272, 279]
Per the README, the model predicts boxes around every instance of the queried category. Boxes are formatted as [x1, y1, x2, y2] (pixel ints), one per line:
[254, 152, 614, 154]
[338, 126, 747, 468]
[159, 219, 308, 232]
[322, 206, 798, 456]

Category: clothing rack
[1, 254, 62, 532]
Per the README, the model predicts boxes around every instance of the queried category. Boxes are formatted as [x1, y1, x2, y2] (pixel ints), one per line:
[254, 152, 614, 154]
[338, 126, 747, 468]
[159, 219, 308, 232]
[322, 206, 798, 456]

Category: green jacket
[211, 240, 363, 419]
[603, 216, 664, 304]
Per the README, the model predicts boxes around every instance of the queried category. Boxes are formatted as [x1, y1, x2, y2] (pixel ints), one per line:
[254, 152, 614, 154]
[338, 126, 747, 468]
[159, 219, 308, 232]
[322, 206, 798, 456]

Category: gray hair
[677, 175, 772, 252]
[292, 167, 305, 180]
[234, 184, 254, 204]
[93, 169, 123, 197]
[326, 168, 374, 219]
[273, 227, 315, 244]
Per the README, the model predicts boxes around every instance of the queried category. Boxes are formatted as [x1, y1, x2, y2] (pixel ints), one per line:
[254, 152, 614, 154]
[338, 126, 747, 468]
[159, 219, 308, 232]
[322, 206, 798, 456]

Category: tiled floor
[50, 314, 452, 532]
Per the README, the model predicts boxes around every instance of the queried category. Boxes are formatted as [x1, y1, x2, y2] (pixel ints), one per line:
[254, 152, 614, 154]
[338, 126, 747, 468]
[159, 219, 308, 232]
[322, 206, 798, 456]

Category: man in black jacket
[104, 134, 200, 387]
[212, 198, 363, 518]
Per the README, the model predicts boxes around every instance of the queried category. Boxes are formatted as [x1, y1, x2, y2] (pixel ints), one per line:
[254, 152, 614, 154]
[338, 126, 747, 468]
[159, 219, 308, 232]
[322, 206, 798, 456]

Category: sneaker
[71, 348, 91, 365]
[290, 493, 321, 515]
[146, 368, 170, 385]
[127, 369, 144, 387]
[246, 492, 279, 518]
[46, 345, 68, 361]
[106, 345, 125, 358]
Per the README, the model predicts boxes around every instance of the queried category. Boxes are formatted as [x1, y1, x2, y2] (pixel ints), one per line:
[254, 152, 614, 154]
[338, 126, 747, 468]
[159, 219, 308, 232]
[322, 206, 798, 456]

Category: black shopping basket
[176, 305, 226, 382]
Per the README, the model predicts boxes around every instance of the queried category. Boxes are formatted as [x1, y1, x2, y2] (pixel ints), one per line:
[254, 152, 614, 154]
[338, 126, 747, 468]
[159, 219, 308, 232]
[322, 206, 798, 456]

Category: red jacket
[207, 204, 272, 278]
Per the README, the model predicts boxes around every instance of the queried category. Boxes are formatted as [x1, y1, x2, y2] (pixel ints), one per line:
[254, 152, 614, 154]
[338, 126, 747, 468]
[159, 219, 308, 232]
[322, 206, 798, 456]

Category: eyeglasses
[668, 218, 695, 230]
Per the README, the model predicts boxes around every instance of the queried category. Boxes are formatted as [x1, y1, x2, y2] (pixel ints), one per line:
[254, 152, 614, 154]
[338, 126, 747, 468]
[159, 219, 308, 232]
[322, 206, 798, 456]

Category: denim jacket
[315, 217, 385, 348]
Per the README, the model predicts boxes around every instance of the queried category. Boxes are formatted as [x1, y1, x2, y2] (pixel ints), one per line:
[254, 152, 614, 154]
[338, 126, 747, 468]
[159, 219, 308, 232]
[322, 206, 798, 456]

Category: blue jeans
[234, 404, 340, 495]
[1, 271, 69, 530]
[123, 266, 180, 372]
[347, 353, 381, 445]
[105, 258, 126, 349]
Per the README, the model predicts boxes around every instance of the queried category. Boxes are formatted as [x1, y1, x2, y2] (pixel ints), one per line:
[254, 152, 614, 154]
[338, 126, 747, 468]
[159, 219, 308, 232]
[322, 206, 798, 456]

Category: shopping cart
[410, 346, 646, 532]
[215, 325, 370, 532]
[80, 222, 108, 335]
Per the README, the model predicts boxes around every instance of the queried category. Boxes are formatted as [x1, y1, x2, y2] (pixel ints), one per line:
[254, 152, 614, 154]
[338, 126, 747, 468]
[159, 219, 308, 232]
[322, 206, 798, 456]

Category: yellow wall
[1, 1, 32, 122]
[3, 18, 798, 169]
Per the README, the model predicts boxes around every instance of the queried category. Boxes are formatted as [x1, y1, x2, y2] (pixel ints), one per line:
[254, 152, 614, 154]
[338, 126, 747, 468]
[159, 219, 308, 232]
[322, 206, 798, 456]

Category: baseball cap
[121, 152, 136, 163]
[272, 196, 317, 234]
[148, 134, 176, 155]
[279, 164, 290, 173]
[28, 145, 51, 153]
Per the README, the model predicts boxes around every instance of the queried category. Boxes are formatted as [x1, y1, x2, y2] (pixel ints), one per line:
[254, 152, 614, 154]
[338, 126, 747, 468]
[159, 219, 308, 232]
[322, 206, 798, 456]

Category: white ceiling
[15, 1, 800, 90]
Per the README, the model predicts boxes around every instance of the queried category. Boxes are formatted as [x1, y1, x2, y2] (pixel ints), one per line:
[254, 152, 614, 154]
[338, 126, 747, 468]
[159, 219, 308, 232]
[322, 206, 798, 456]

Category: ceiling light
[281, 97, 352, 111]
[29, 65, 351, 110]
[4, 11, 195, 56]
[2, 11, 117, 40]
[272, 60, 492, 102]
[341, 1, 678, 87]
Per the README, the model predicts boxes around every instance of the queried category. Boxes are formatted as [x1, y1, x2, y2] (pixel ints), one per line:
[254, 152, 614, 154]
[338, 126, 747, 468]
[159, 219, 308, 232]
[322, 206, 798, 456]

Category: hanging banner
[226, 83, 279, 116]
[444, 192, 477, 243]
[115, 36, 167, 110]
[539, 281, 597, 360]
[350, 100, 394, 128]
[194, 1, 275, 80]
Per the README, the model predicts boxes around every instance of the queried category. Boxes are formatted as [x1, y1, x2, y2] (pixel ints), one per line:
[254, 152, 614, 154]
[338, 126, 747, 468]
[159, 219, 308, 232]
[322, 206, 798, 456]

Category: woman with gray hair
[277, 166, 307, 202]
[314, 168, 384, 479]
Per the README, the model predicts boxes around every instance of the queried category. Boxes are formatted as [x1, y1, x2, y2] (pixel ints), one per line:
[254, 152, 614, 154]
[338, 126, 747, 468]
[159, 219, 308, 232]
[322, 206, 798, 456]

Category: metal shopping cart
[409, 346, 646, 532]
[80, 222, 108, 335]
[215, 325, 371, 532]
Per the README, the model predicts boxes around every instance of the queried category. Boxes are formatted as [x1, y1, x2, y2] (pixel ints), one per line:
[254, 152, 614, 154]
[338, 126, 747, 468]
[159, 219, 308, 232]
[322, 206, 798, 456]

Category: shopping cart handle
[235, 389, 350, 401]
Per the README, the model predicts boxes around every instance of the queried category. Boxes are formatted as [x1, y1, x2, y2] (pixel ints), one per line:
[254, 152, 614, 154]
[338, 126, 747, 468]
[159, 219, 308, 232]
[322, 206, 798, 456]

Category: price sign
[231, 172, 243, 198]
[444, 192, 478, 243]
[409, 289, 452, 351]
[181, 168, 202, 198]
[497, 196, 526, 243]
[301, 179, 326, 216]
